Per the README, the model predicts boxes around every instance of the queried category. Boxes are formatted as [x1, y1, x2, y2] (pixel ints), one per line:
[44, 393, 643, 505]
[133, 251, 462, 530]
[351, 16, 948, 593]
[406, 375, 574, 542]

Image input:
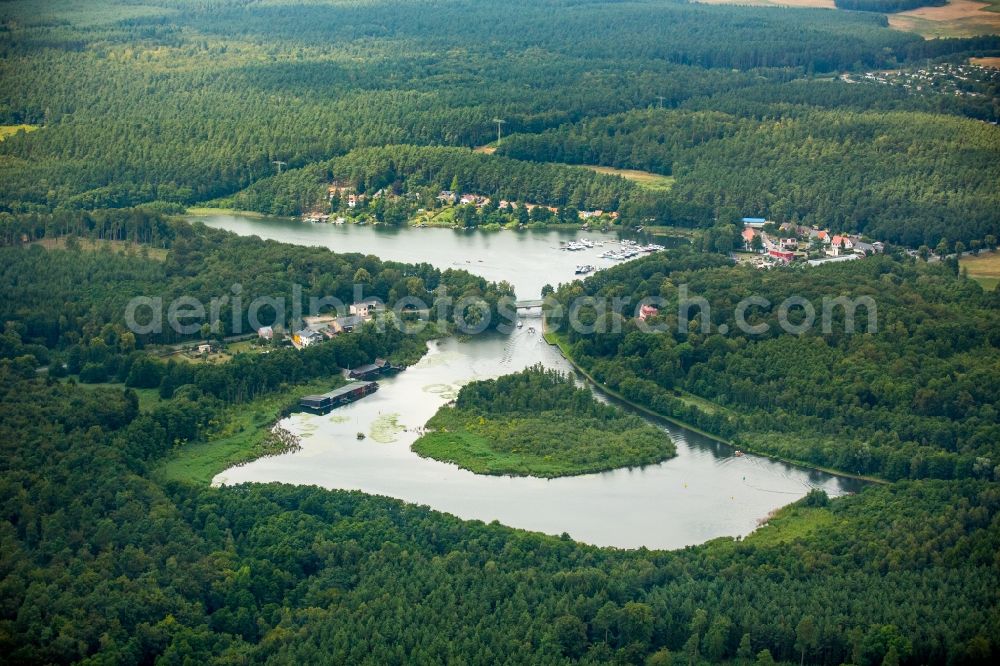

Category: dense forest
[2, 1, 1000, 663]
[497, 107, 1000, 246]
[0, 0, 997, 244]
[2, 365, 998, 663]
[227, 145, 645, 217]
[0, 210, 514, 395]
[412, 365, 676, 477]
[547, 250, 1000, 482]
[0, 215, 996, 662]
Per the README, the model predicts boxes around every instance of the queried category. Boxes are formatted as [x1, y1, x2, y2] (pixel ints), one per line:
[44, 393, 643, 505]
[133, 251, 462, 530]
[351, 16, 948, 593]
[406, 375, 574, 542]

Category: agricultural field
[960, 250, 1000, 290]
[890, 0, 1000, 38]
[971, 56, 1000, 67]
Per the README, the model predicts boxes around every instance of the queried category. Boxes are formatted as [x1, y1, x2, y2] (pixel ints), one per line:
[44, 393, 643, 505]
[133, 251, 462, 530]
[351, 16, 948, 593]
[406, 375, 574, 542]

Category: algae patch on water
[370, 413, 405, 443]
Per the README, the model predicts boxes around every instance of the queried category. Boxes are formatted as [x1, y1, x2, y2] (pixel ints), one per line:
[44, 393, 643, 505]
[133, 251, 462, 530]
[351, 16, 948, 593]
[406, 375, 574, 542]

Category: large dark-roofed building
[300, 381, 378, 412]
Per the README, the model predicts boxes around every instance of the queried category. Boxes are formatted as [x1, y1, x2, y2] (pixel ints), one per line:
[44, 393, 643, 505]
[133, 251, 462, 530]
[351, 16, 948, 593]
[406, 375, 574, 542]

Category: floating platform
[300, 381, 378, 412]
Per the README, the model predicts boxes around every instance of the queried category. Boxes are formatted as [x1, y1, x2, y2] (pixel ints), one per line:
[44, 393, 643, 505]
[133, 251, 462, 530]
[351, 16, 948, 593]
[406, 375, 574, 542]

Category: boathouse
[348, 358, 400, 380]
[300, 381, 378, 412]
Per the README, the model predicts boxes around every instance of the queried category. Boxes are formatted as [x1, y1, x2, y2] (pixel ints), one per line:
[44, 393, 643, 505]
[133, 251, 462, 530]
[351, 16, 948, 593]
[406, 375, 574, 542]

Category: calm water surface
[196, 213, 680, 299]
[202, 213, 865, 549]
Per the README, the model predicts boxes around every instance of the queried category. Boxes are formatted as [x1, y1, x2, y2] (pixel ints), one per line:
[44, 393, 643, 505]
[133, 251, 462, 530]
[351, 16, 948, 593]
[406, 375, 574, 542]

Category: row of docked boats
[599, 239, 665, 260]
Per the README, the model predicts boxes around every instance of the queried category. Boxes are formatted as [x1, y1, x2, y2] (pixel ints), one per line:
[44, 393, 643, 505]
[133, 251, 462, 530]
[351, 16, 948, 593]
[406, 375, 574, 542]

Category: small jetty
[300, 381, 378, 412]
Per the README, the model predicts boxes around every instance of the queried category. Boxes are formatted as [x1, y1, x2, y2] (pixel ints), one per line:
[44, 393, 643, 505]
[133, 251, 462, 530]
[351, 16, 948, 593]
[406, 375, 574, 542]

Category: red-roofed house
[769, 248, 795, 263]
[828, 235, 854, 257]
[638, 304, 659, 321]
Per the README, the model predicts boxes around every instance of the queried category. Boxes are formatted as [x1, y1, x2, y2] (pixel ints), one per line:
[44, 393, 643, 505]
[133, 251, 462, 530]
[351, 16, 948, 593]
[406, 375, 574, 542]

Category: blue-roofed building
[741, 217, 768, 228]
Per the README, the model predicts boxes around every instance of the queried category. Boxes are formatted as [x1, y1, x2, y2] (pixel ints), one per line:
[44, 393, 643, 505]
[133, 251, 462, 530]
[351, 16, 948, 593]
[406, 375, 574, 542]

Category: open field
[971, 56, 1000, 68]
[960, 251, 1000, 290]
[33, 237, 168, 260]
[695, 0, 1000, 37]
[580, 165, 676, 191]
[0, 124, 39, 141]
[473, 144, 497, 154]
[889, 0, 1000, 38]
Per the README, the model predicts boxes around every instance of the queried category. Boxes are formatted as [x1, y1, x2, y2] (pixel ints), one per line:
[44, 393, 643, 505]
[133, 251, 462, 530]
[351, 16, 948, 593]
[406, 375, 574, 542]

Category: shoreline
[185, 205, 692, 236]
[543, 329, 886, 486]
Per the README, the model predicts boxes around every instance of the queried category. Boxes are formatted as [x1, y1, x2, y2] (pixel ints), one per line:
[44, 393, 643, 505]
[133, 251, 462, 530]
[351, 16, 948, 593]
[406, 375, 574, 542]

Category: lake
[193, 212, 683, 299]
[200, 213, 865, 549]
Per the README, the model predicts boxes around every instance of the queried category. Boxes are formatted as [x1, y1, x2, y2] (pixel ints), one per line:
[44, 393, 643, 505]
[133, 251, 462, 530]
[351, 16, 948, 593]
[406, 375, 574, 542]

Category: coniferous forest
[1, 1, 1000, 664]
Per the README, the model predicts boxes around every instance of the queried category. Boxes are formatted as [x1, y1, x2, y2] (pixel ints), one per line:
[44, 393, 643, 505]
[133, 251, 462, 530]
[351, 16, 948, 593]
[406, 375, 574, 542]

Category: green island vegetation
[1, 0, 999, 663]
[412, 365, 676, 477]
[547, 249, 1000, 481]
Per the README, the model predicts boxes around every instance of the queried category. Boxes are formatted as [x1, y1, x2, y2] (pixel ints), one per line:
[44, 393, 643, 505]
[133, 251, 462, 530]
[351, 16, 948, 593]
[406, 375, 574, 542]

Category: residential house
[638, 304, 659, 321]
[333, 314, 365, 333]
[257, 326, 274, 341]
[459, 194, 490, 207]
[828, 235, 854, 257]
[350, 298, 382, 320]
[742, 227, 762, 252]
[328, 181, 355, 199]
[437, 191, 457, 204]
[292, 329, 321, 349]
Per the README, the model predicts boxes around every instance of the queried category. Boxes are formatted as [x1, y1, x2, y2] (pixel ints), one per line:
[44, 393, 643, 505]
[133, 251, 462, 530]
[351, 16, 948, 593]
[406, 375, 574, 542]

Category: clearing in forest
[0, 124, 38, 141]
[580, 165, 676, 191]
[960, 251, 1000, 291]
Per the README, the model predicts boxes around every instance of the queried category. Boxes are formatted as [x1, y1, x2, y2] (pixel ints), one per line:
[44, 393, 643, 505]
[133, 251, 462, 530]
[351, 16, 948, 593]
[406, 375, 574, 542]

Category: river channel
[200, 213, 865, 549]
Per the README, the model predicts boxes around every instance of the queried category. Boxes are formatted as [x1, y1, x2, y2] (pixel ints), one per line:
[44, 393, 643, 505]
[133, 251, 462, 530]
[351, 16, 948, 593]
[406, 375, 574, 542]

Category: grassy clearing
[70, 381, 163, 412]
[579, 165, 675, 191]
[185, 206, 275, 219]
[960, 251, 1000, 290]
[33, 237, 168, 261]
[971, 56, 1000, 68]
[152, 376, 344, 485]
[745, 504, 838, 546]
[412, 207, 458, 228]
[0, 124, 39, 141]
